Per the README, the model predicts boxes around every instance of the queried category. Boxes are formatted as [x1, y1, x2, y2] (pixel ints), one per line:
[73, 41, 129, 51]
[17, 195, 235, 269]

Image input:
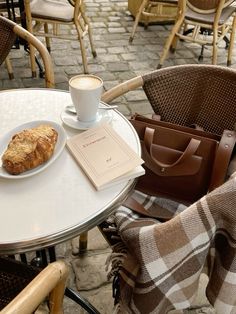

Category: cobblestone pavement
[1, 0, 236, 313]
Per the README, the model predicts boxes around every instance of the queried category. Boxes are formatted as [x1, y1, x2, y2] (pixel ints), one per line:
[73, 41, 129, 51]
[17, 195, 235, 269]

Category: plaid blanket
[108, 174, 236, 314]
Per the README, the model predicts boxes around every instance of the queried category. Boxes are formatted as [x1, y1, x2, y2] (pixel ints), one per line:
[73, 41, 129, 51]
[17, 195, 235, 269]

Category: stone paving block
[108, 46, 127, 54]
[2, 78, 25, 89]
[107, 27, 126, 33]
[54, 56, 78, 66]
[106, 61, 129, 72]
[64, 66, 83, 76]
[72, 251, 111, 291]
[8, 68, 32, 79]
[121, 53, 137, 61]
[97, 71, 117, 81]
[21, 78, 45, 88]
[98, 54, 121, 62]
[117, 71, 136, 80]
[129, 61, 153, 70]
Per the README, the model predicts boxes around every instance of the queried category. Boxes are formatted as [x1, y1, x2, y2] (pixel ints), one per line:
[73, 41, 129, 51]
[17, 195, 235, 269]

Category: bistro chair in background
[0, 258, 68, 314]
[129, 0, 178, 43]
[24, 0, 97, 75]
[0, 15, 55, 87]
[157, 0, 236, 68]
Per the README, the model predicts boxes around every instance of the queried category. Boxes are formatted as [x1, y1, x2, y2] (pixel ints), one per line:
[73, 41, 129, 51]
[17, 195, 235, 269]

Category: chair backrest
[0, 258, 68, 314]
[0, 17, 16, 65]
[0, 16, 55, 88]
[142, 65, 236, 135]
[0, 257, 40, 310]
[187, 0, 235, 13]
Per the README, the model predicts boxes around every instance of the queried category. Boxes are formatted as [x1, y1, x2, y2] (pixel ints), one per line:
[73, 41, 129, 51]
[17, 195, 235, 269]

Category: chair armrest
[1, 260, 69, 314]
[101, 76, 143, 103]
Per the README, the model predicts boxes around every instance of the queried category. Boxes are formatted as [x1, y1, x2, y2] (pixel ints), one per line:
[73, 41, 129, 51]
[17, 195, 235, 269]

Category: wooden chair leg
[5, 56, 14, 79]
[227, 15, 236, 66]
[79, 232, 88, 253]
[80, 11, 97, 57]
[49, 265, 68, 314]
[24, 0, 37, 77]
[129, 0, 149, 43]
[170, 33, 179, 52]
[74, 19, 89, 74]
[157, 17, 184, 68]
[212, 26, 218, 65]
[44, 23, 51, 52]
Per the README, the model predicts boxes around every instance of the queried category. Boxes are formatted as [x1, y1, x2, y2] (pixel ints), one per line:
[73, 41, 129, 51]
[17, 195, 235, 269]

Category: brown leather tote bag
[130, 115, 236, 205]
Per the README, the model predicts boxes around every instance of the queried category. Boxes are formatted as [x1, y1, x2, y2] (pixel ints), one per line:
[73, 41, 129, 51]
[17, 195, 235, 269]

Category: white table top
[0, 89, 141, 254]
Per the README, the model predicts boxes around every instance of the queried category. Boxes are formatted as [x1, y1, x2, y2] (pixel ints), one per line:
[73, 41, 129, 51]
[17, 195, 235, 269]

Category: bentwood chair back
[157, 0, 236, 67]
[0, 16, 55, 87]
[102, 64, 236, 135]
[0, 258, 68, 314]
[24, 0, 97, 75]
[100, 64, 236, 248]
[129, 0, 178, 43]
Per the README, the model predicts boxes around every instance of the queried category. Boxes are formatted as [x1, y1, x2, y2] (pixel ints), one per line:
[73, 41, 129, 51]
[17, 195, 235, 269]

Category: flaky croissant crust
[2, 125, 58, 175]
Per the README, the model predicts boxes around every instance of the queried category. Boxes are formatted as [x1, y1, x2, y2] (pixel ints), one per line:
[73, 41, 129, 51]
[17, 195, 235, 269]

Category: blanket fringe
[112, 303, 121, 314]
[104, 221, 128, 306]
[106, 242, 127, 280]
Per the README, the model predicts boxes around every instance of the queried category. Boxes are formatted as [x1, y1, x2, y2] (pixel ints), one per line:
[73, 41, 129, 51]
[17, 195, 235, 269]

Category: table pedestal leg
[79, 231, 88, 253]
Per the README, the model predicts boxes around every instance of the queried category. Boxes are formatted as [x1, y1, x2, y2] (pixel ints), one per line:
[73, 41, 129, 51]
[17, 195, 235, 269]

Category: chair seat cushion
[186, 5, 236, 25]
[30, 0, 74, 23]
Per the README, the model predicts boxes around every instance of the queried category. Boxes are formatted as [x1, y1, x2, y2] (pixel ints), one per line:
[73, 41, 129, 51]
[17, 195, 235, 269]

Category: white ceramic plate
[61, 105, 113, 130]
[0, 120, 67, 179]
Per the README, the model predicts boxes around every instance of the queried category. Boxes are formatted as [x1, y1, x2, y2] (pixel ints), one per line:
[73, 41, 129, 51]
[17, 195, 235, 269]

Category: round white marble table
[0, 89, 141, 255]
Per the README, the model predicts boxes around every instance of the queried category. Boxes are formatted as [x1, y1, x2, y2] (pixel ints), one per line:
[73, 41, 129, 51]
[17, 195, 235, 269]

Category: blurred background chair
[24, 0, 97, 75]
[0, 15, 55, 87]
[157, 0, 236, 68]
[129, 0, 178, 43]
[0, 258, 68, 314]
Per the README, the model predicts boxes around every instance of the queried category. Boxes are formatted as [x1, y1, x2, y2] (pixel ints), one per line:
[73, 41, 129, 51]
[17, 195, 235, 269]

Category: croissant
[2, 125, 58, 175]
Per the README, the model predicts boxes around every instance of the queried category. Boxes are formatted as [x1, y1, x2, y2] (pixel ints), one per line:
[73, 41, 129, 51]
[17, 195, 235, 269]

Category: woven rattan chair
[0, 16, 54, 87]
[100, 64, 236, 246]
[102, 64, 236, 135]
[24, 0, 97, 75]
[0, 258, 68, 314]
[157, 0, 236, 67]
[129, 0, 178, 43]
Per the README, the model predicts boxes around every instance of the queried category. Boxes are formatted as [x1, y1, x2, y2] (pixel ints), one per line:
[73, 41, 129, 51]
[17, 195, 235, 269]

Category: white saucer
[61, 108, 113, 130]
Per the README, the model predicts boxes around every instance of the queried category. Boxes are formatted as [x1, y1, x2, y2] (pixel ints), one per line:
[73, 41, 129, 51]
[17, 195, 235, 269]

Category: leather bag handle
[123, 197, 172, 221]
[144, 127, 201, 168]
[209, 130, 236, 191]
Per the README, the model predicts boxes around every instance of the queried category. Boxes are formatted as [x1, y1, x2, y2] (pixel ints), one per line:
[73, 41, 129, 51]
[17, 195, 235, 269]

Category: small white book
[66, 123, 145, 190]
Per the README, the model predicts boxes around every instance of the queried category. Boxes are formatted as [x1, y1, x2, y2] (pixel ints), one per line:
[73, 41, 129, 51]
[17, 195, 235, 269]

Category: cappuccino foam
[70, 76, 102, 90]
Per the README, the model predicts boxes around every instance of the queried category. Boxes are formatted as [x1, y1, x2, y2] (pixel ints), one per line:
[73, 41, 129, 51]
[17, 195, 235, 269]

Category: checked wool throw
[108, 174, 236, 314]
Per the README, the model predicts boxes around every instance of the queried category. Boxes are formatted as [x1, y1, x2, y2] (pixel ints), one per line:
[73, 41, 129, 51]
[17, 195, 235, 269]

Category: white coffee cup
[69, 74, 103, 122]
